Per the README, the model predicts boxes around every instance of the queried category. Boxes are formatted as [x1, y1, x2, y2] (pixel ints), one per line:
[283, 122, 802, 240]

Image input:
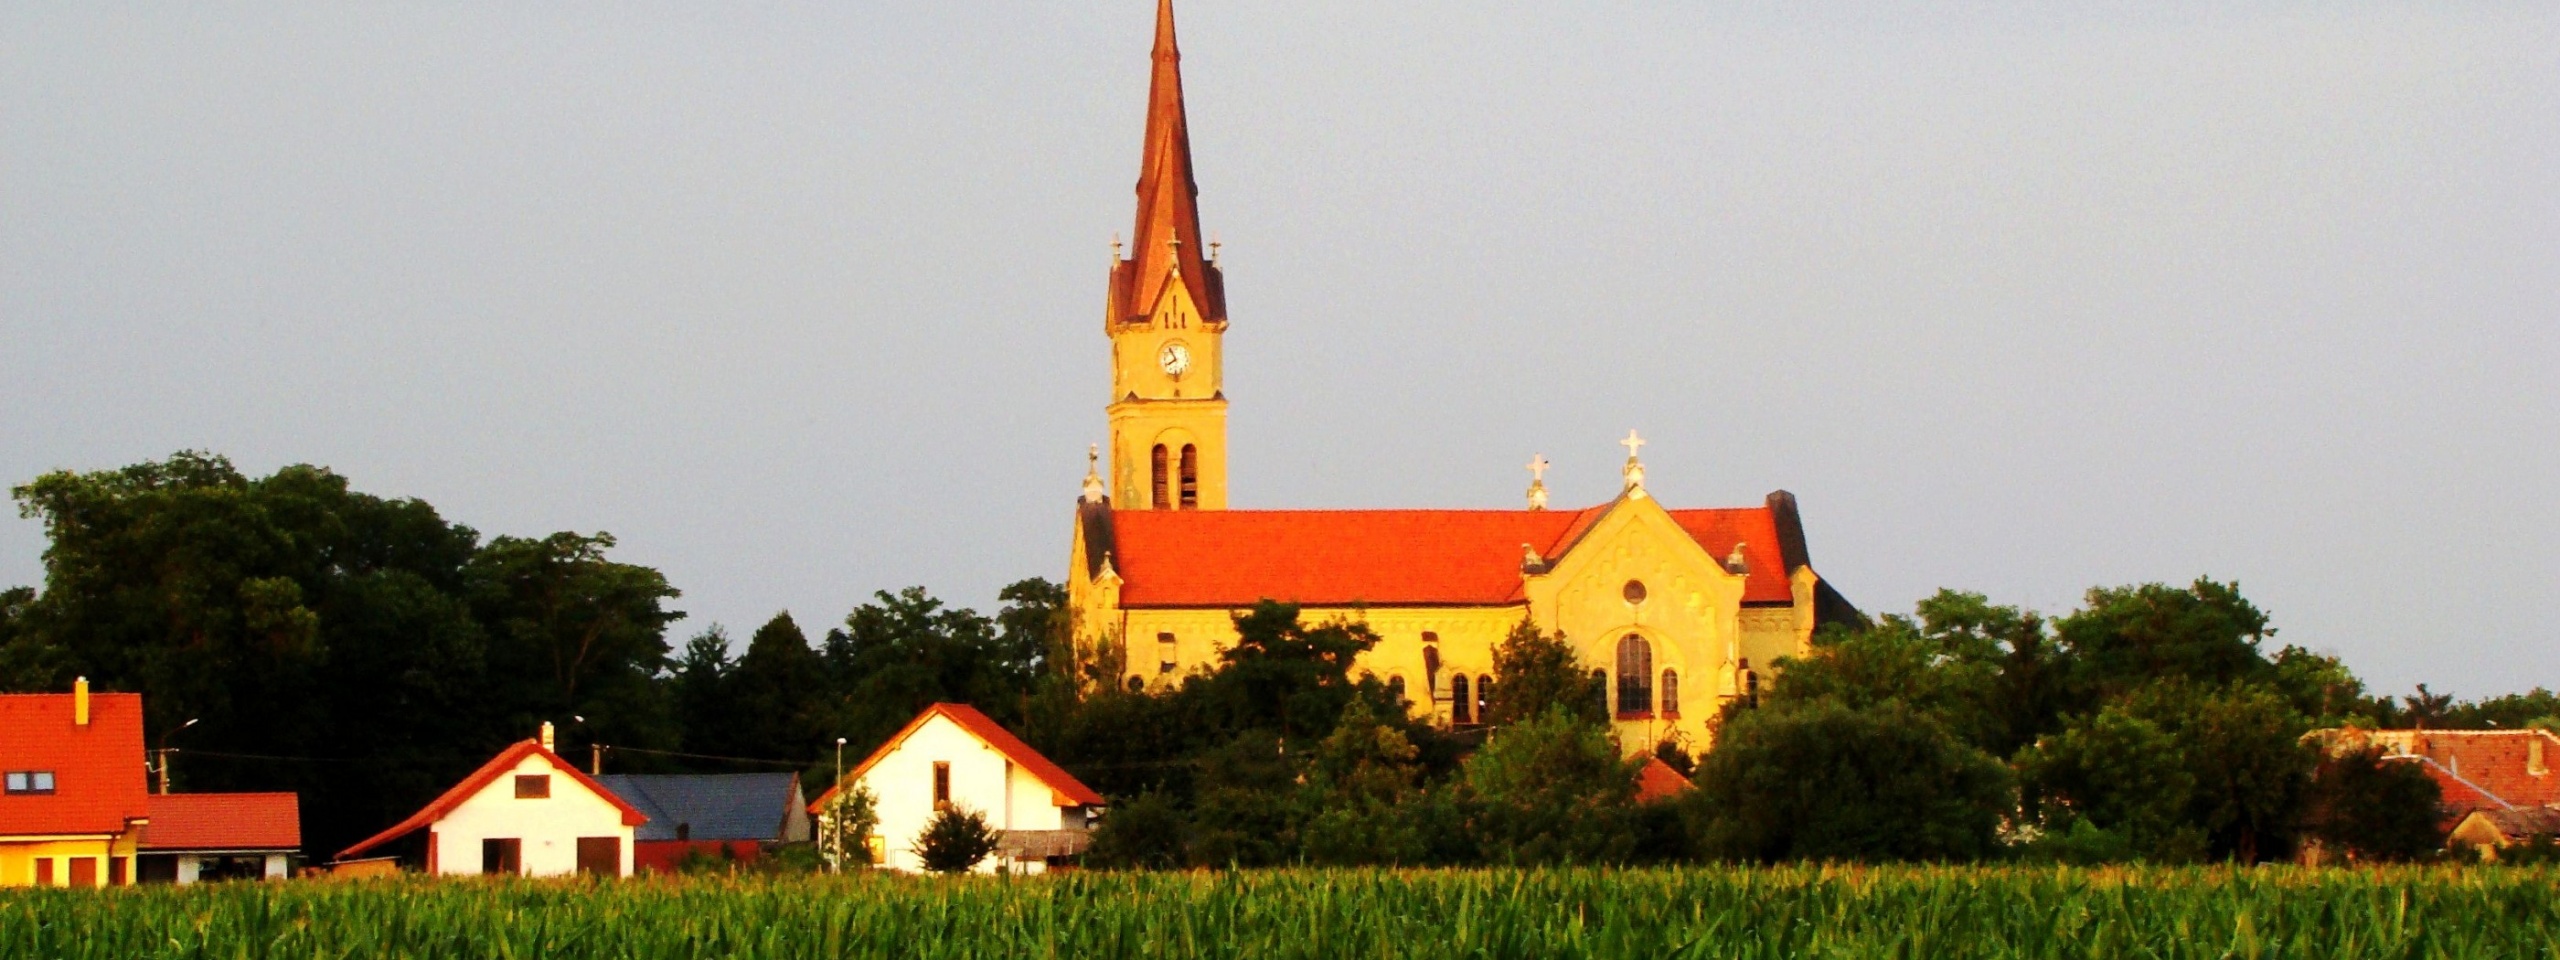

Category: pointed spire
[1115, 0, 1223, 327]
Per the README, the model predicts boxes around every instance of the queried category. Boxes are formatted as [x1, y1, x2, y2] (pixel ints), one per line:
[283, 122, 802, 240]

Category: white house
[337, 724, 646, 877]
[811, 703, 1104, 874]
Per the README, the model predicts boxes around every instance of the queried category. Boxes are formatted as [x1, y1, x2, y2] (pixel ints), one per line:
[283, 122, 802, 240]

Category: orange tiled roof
[338, 739, 647, 860]
[2387, 730, 2560, 811]
[143, 792, 300, 851]
[1105, 504, 1795, 607]
[810, 703, 1105, 812]
[1635, 758, 1694, 804]
[0, 692, 149, 837]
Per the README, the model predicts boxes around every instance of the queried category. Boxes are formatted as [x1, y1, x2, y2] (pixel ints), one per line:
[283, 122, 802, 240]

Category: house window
[1450, 674, 1472, 725]
[1615, 636, 1653, 716]
[1661, 669, 1680, 718]
[1158, 632, 1177, 674]
[514, 774, 551, 799]
[5, 771, 56, 794]
[1179, 445, 1198, 508]
[1151, 444, 1170, 509]
[1476, 675, 1492, 723]
[933, 761, 952, 811]
[481, 838, 521, 875]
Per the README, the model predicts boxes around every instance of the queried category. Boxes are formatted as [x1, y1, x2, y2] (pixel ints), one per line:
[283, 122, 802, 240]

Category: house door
[481, 838, 521, 875]
[33, 859, 51, 886]
[67, 858, 96, 887]
[107, 857, 127, 886]
[575, 837, 620, 877]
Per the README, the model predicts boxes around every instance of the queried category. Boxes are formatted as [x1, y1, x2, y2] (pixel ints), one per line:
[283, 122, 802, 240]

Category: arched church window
[1150, 445, 1171, 509]
[1476, 674, 1492, 723]
[1179, 445, 1198, 509]
[1450, 675, 1472, 725]
[1388, 675, 1407, 705]
[1422, 639, 1441, 697]
[1661, 669, 1680, 718]
[1591, 669, 1610, 717]
[1157, 632, 1177, 675]
[1615, 636, 1653, 716]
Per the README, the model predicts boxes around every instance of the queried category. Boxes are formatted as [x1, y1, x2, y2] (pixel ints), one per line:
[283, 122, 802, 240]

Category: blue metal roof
[595, 773, 807, 842]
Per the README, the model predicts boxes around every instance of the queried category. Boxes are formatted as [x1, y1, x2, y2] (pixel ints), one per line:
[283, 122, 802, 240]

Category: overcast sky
[4, 3, 2553, 699]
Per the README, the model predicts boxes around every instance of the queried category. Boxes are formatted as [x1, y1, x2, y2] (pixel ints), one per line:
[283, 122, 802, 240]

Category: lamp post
[154, 718, 199, 795]
[832, 737, 848, 873]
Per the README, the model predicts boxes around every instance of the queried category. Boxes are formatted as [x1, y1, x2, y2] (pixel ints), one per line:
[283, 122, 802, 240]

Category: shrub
[915, 805, 1000, 874]
[1690, 699, 2011, 862]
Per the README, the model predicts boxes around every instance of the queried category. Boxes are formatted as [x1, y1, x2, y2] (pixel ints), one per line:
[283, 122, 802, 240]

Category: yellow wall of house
[1076, 494, 1820, 752]
[0, 832, 142, 887]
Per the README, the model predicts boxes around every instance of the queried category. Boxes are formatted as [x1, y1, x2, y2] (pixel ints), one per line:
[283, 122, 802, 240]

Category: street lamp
[832, 737, 849, 873]
[154, 718, 199, 795]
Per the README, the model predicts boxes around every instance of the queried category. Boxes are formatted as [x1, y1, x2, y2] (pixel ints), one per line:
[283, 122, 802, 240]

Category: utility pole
[590, 743, 602, 776]
[154, 718, 199, 795]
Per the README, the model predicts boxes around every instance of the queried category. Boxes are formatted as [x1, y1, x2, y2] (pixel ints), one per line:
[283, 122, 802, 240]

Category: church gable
[1531, 495, 1750, 630]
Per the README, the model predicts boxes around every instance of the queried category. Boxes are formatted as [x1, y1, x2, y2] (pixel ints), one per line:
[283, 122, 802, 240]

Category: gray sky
[4, 3, 2554, 699]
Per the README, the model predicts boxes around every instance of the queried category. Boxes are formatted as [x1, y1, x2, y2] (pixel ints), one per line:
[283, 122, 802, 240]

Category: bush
[1461, 706, 1638, 865]
[2303, 747, 2443, 862]
[1085, 792, 1186, 870]
[1689, 699, 2011, 862]
[915, 805, 1001, 874]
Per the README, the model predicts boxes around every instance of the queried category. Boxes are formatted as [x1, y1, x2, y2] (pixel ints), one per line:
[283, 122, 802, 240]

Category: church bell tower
[1104, 0, 1228, 511]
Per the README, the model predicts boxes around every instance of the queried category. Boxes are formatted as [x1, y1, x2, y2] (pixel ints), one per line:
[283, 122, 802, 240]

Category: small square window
[4, 771, 54, 795]
[514, 774, 551, 799]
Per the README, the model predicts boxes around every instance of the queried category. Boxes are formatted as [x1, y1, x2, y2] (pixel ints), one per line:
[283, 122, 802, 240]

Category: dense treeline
[4, 453, 2551, 866]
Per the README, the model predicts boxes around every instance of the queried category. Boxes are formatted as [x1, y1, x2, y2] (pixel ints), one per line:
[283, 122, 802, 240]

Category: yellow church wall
[1106, 267, 1230, 511]
[0, 833, 141, 887]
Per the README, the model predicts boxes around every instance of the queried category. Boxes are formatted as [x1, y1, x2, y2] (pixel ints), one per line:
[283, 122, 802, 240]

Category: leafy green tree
[1460, 706, 1639, 865]
[2056, 579, 2275, 698]
[2015, 707, 2204, 861]
[2020, 682, 2315, 863]
[822, 588, 1038, 755]
[2302, 746, 2444, 862]
[1084, 792, 1187, 869]
[2442, 688, 2560, 730]
[671, 625, 732, 753]
[1690, 699, 2011, 863]
[468, 531, 683, 756]
[710, 612, 828, 762]
[0, 585, 58, 691]
[914, 805, 1001, 874]
[1184, 730, 1305, 867]
[1190, 601, 1377, 742]
[1482, 616, 1604, 728]
[1299, 698, 1428, 865]
[819, 782, 880, 868]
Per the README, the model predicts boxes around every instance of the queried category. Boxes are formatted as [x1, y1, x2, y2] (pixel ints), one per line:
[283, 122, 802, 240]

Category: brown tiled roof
[1635, 758, 1693, 805]
[142, 793, 300, 851]
[2467, 806, 2560, 840]
[1110, 0, 1224, 328]
[0, 692, 149, 837]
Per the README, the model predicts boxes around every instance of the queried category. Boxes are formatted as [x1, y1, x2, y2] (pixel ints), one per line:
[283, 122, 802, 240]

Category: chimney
[2532, 735, 2547, 777]
[73, 676, 89, 726]
[540, 721, 555, 751]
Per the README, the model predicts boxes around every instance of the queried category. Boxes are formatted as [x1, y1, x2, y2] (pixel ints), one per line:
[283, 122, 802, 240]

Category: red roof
[2389, 730, 2560, 812]
[0, 691, 149, 836]
[338, 739, 647, 860]
[1106, 504, 1794, 607]
[1635, 758, 1694, 805]
[143, 793, 300, 851]
[1109, 0, 1225, 328]
[810, 703, 1105, 813]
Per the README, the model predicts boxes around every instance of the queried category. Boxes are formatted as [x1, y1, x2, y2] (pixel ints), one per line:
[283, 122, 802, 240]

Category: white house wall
[856, 715, 1069, 874]
[426, 754, 634, 877]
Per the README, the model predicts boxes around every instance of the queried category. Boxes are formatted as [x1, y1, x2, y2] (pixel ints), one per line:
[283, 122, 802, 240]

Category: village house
[2449, 806, 2560, 860]
[810, 703, 1104, 874]
[595, 772, 809, 873]
[2311, 727, 2560, 826]
[138, 792, 301, 883]
[338, 723, 646, 877]
[0, 679, 149, 887]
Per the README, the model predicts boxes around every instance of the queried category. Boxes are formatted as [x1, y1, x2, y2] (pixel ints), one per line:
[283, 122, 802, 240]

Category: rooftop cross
[1621, 430, 1646, 460]
[1526, 454, 1550, 483]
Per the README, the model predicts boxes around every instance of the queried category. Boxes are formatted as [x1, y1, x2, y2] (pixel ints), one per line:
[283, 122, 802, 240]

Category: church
[1065, 0, 1861, 751]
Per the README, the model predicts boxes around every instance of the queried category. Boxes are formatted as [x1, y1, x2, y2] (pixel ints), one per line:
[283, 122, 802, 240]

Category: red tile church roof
[0, 691, 149, 837]
[1105, 504, 1795, 607]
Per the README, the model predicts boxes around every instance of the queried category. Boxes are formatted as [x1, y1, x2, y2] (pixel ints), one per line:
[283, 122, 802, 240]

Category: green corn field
[3, 866, 2554, 960]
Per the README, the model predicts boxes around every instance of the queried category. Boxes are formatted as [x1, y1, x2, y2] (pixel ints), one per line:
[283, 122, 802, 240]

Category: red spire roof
[1110, 0, 1225, 328]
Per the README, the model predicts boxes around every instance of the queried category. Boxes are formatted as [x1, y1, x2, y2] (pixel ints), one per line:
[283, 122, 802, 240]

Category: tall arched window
[1660, 669, 1680, 718]
[1388, 675, 1407, 706]
[1476, 674, 1492, 723]
[1450, 675, 1472, 725]
[1178, 445, 1199, 508]
[1615, 635, 1653, 716]
[1591, 669, 1610, 717]
[1422, 639, 1441, 697]
[1150, 444, 1170, 509]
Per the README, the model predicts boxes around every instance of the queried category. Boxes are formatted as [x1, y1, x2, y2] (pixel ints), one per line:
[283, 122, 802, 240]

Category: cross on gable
[1526, 454, 1550, 483]
[1621, 430, 1646, 460]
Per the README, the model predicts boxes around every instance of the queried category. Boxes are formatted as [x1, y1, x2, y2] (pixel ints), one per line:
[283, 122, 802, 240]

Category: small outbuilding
[2449, 807, 2560, 860]
[595, 772, 809, 873]
[810, 703, 1104, 874]
[138, 792, 300, 883]
[337, 725, 647, 877]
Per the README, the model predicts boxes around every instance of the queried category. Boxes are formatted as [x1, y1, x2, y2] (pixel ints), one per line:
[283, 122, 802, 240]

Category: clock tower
[1104, 0, 1227, 510]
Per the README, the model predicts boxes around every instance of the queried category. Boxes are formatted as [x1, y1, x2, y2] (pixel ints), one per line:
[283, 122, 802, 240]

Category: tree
[2019, 681, 2315, 863]
[709, 612, 828, 762]
[2302, 746, 2443, 862]
[2015, 706, 2203, 861]
[915, 805, 1001, 874]
[819, 782, 880, 869]
[1190, 601, 1377, 741]
[2056, 579, 2274, 698]
[1084, 792, 1186, 870]
[0, 585, 57, 691]
[1690, 699, 2011, 863]
[1298, 698, 1428, 865]
[1481, 617, 1604, 728]
[469, 531, 683, 758]
[1460, 706, 1639, 865]
[822, 588, 1039, 756]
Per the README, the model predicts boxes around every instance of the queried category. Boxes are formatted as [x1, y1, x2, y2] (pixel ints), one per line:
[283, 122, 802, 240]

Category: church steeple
[1112, 0, 1224, 329]
[1101, 0, 1229, 511]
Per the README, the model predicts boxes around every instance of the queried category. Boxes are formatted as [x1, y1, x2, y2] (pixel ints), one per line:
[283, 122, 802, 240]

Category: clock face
[1158, 342, 1192, 376]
